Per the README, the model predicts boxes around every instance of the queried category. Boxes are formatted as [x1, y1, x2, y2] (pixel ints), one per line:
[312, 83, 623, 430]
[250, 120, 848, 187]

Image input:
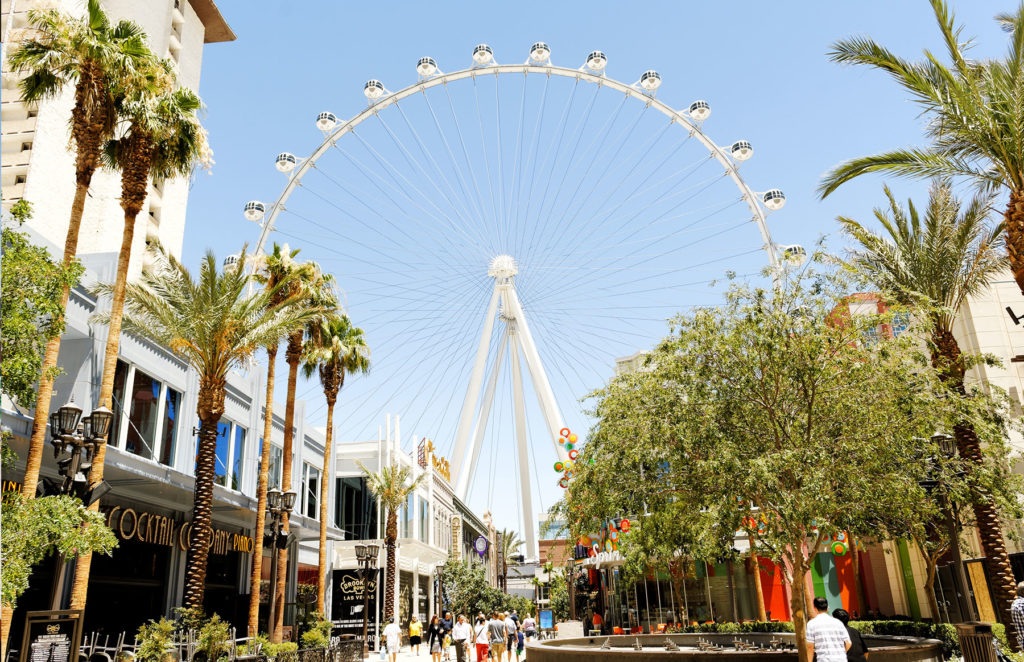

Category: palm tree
[839, 180, 1020, 637]
[271, 261, 335, 641]
[245, 243, 311, 636]
[302, 315, 370, 615]
[499, 529, 524, 593]
[68, 59, 206, 612]
[360, 462, 426, 623]
[8, 0, 153, 501]
[101, 243, 318, 609]
[818, 0, 1024, 299]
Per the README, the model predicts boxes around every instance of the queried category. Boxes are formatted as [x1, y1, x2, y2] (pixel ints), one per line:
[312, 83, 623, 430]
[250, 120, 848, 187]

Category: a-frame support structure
[451, 255, 568, 559]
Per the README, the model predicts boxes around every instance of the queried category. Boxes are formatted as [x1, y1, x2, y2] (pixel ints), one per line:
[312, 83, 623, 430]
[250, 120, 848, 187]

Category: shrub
[135, 618, 176, 662]
[300, 618, 332, 649]
[196, 614, 231, 662]
[264, 641, 299, 662]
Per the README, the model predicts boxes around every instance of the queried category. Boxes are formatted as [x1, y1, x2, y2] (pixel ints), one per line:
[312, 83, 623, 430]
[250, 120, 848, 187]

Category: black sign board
[331, 568, 381, 649]
[20, 610, 83, 662]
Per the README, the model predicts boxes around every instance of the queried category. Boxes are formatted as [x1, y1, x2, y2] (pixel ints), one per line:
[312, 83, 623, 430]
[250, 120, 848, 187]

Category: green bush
[264, 641, 299, 662]
[196, 614, 231, 662]
[135, 618, 176, 662]
[300, 618, 332, 649]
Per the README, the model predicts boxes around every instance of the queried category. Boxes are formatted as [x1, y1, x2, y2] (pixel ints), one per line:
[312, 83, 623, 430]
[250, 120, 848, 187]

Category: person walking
[503, 612, 518, 662]
[442, 611, 455, 661]
[452, 614, 472, 662]
[384, 618, 402, 662]
[1012, 582, 1024, 652]
[522, 612, 536, 642]
[805, 597, 851, 662]
[474, 614, 490, 662]
[487, 612, 506, 661]
[427, 615, 444, 662]
[832, 609, 868, 662]
[410, 615, 423, 656]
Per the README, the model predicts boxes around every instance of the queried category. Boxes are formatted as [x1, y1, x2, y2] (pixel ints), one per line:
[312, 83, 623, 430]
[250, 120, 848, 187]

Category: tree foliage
[439, 557, 536, 619]
[1, 201, 83, 408]
[1, 492, 117, 608]
[557, 257, 996, 661]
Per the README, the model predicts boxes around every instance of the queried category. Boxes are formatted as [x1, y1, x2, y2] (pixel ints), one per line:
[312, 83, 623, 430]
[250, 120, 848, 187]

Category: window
[262, 441, 284, 490]
[20, 142, 31, 151]
[402, 493, 414, 539]
[890, 312, 910, 337]
[125, 370, 161, 459]
[231, 426, 245, 491]
[303, 463, 320, 518]
[159, 386, 181, 466]
[109, 360, 129, 446]
[419, 497, 428, 542]
[211, 420, 231, 486]
[335, 477, 377, 540]
[14, 175, 25, 185]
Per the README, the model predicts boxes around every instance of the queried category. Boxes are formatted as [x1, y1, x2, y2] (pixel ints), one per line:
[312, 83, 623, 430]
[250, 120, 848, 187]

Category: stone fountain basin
[527, 633, 943, 662]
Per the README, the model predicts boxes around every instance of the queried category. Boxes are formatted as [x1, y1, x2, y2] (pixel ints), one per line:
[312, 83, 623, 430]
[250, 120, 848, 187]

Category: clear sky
[184, 0, 1012, 546]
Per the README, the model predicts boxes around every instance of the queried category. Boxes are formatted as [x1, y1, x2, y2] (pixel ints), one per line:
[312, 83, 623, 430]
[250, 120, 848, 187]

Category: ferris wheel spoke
[422, 86, 489, 230]
[504, 71, 530, 252]
[472, 76, 502, 234]
[512, 73, 551, 261]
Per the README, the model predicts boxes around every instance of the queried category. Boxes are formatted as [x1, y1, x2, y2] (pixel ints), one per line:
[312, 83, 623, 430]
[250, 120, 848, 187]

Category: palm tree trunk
[273, 333, 302, 642]
[249, 344, 278, 635]
[20, 179, 91, 499]
[184, 385, 226, 610]
[385, 509, 397, 623]
[68, 207, 140, 610]
[933, 328, 1018, 644]
[317, 391, 337, 615]
[1005, 190, 1024, 297]
[2, 602, 13, 661]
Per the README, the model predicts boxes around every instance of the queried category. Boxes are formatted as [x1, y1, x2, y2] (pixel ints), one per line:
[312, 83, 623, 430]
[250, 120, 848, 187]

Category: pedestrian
[474, 614, 490, 662]
[832, 609, 868, 662]
[1012, 582, 1024, 652]
[488, 611, 506, 661]
[384, 618, 402, 662]
[453, 614, 472, 662]
[410, 615, 423, 656]
[428, 615, 444, 662]
[805, 597, 850, 662]
[522, 612, 537, 642]
[442, 611, 455, 661]
[503, 612, 518, 662]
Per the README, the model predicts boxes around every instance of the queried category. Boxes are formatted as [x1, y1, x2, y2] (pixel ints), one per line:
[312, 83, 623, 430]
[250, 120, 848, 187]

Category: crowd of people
[382, 609, 539, 662]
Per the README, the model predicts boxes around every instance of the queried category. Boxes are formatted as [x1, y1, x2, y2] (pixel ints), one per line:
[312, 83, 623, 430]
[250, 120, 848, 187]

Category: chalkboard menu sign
[20, 610, 83, 662]
[331, 569, 381, 649]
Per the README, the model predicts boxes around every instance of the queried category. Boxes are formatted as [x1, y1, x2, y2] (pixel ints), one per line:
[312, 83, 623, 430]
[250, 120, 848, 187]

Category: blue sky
[184, 0, 1012, 543]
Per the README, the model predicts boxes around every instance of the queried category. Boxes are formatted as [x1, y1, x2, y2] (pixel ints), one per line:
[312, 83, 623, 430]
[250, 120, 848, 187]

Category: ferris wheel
[242, 42, 799, 558]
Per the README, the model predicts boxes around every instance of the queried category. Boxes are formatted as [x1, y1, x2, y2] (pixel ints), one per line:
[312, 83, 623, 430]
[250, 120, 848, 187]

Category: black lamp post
[355, 542, 379, 659]
[918, 433, 977, 623]
[47, 399, 114, 609]
[266, 487, 297, 640]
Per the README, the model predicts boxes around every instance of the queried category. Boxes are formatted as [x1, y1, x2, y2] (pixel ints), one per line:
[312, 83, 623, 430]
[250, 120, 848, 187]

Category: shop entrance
[85, 537, 171, 635]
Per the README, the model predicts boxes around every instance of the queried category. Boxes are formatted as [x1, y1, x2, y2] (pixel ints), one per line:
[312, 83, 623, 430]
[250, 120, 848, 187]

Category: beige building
[1, 0, 233, 274]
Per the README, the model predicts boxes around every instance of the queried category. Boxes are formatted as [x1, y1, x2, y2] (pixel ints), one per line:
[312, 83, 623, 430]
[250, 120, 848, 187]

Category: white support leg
[505, 288, 568, 462]
[508, 330, 538, 561]
[456, 329, 509, 500]
[451, 284, 501, 489]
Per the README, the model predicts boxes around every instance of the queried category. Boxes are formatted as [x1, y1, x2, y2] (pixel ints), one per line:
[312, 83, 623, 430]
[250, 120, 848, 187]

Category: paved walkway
[378, 646, 532, 662]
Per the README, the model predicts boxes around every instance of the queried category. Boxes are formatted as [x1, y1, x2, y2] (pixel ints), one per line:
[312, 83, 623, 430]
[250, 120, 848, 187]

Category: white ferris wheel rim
[247, 52, 785, 269]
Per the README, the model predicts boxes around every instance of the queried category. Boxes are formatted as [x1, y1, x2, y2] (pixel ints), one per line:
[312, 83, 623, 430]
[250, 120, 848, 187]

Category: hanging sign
[473, 535, 489, 559]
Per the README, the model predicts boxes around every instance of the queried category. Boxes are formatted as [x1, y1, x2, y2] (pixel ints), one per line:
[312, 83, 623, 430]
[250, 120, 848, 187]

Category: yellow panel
[966, 561, 996, 623]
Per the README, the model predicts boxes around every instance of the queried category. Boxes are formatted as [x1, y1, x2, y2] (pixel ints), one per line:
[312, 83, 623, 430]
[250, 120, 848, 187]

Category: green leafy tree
[839, 181, 1022, 630]
[561, 259, 964, 662]
[8, 0, 153, 501]
[1, 201, 83, 409]
[102, 243, 319, 610]
[302, 315, 369, 614]
[359, 462, 425, 624]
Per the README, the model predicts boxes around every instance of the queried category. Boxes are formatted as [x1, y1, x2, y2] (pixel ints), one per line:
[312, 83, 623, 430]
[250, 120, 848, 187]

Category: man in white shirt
[383, 618, 402, 662]
[503, 612, 518, 662]
[452, 614, 472, 662]
[805, 597, 851, 662]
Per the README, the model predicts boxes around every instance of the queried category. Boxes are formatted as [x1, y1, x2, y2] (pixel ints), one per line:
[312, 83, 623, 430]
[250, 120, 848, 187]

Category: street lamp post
[355, 543, 379, 659]
[265, 487, 297, 641]
[47, 400, 113, 610]
[919, 433, 977, 623]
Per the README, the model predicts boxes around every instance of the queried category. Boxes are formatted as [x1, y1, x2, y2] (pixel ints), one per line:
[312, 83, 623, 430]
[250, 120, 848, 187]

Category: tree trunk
[68, 206, 141, 610]
[184, 382, 226, 609]
[748, 532, 767, 621]
[932, 327, 1018, 645]
[20, 179, 92, 499]
[2, 602, 12, 661]
[273, 332, 302, 642]
[850, 537, 867, 619]
[317, 390, 338, 615]
[788, 556, 810, 662]
[1005, 190, 1024, 297]
[921, 548, 941, 623]
[385, 509, 398, 623]
[249, 344, 278, 635]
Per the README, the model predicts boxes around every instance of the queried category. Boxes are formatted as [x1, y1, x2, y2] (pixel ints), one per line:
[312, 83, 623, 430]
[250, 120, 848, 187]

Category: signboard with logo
[331, 568, 381, 648]
[100, 505, 253, 555]
[20, 610, 83, 662]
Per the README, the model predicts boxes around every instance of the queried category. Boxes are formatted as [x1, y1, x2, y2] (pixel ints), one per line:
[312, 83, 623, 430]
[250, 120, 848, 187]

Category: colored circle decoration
[554, 461, 564, 472]
[559, 477, 569, 489]
[620, 519, 630, 532]
[560, 428, 571, 438]
[831, 542, 848, 556]
[579, 535, 592, 547]
[565, 442, 574, 451]
[610, 530, 619, 542]
[835, 531, 848, 543]
[568, 449, 578, 460]
[569, 433, 578, 443]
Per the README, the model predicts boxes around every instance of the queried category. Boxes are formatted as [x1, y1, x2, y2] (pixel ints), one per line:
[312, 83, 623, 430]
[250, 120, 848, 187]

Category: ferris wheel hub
[488, 254, 518, 279]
